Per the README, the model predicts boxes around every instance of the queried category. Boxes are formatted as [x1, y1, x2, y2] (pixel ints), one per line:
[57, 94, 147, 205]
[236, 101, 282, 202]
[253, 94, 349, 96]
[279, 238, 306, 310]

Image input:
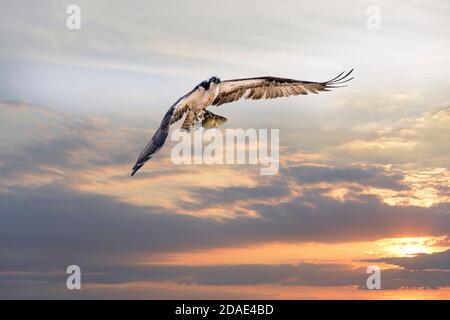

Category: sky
[0, 0, 450, 299]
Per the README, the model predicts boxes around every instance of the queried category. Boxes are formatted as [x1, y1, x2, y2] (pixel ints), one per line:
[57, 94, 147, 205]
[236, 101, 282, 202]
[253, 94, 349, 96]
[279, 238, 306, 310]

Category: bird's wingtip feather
[130, 163, 143, 177]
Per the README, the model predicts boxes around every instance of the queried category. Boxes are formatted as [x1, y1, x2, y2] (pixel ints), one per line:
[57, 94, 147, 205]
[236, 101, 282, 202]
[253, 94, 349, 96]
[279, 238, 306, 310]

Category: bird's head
[208, 76, 221, 84]
[199, 76, 221, 90]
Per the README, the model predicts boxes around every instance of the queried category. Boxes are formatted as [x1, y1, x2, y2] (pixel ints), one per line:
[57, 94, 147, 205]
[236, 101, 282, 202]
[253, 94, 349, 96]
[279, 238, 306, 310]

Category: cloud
[2, 101, 448, 298]
[0, 100, 37, 110]
[1, 0, 450, 299]
[2, 261, 450, 297]
[1, 102, 449, 267]
[334, 106, 450, 167]
[287, 164, 407, 191]
[1, 0, 450, 116]
[365, 249, 450, 271]
[1, 182, 449, 273]
[177, 184, 291, 212]
[84, 263, 450, 289]
[0, 100, 146, 184]
[0, 279, 264, 299]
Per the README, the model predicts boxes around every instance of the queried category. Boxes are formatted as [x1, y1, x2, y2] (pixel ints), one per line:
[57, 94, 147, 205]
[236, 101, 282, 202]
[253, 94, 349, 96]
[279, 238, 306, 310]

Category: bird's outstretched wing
[131, 94, 191, 176]
[213, 69, 353, 106]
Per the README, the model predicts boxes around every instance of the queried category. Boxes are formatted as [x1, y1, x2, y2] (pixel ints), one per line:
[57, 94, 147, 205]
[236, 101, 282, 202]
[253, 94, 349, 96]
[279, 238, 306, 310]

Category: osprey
[131, 69, 353, 176]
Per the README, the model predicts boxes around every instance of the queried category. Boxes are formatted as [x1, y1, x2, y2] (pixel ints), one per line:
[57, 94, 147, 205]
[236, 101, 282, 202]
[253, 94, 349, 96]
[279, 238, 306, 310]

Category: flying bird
[131, 69, 354, 176]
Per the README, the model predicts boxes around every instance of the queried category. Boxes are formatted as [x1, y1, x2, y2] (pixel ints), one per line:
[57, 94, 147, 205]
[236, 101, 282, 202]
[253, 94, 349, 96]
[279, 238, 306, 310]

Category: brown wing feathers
[213, 69, 353, 106]
[170, 104, 189, 125]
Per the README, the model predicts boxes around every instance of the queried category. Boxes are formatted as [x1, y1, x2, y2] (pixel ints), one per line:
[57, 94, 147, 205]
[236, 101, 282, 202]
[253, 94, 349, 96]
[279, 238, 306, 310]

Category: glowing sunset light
[375, 236, 449, 257]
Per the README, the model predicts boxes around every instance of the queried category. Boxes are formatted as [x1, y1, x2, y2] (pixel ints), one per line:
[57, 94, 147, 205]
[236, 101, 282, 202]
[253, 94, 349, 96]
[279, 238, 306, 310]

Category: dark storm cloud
[1, 184, 449, 272]
[364, 250, 450, 271]
[176, 164, 408, 212]
[242, 194, 449, 243]
[178, 184, 291, 210]
[0, 185, 220, 270]
[78, 264, 450, 289]
[182, 186, 450, 247]
[0, 263, 362, 287]
[0, 278, 261, 300]
[287, 165, 407, 191]
[2, 262, 449, 292]
[1, 100, 450, 296]
[1, 101, 449, 265]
